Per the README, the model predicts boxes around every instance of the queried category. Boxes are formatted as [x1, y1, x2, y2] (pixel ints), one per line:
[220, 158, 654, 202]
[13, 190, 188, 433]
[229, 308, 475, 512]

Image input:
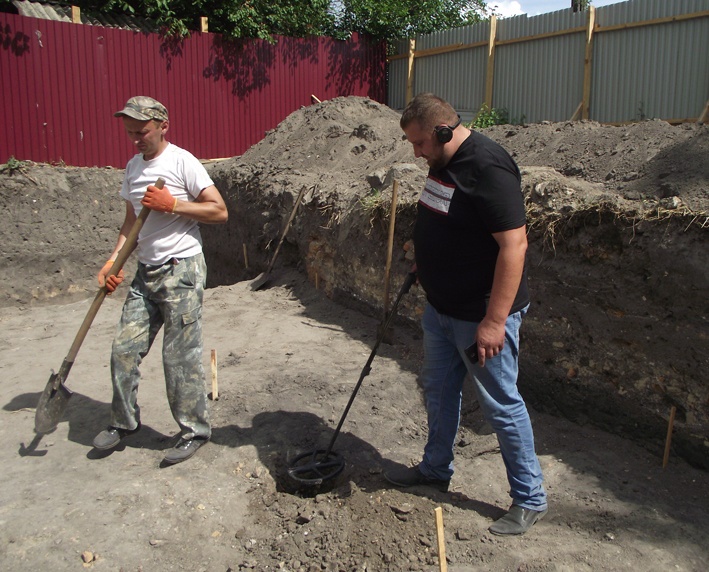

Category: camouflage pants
[110, 252, 210, 440]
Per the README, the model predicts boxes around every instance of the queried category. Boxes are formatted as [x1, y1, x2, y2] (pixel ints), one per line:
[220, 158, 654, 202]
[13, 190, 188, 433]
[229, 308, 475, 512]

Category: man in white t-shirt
[92, 96, 228, 465]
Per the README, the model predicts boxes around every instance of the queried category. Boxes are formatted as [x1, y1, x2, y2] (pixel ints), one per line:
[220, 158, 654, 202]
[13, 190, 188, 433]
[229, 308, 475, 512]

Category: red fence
[0, 13, 386, 167]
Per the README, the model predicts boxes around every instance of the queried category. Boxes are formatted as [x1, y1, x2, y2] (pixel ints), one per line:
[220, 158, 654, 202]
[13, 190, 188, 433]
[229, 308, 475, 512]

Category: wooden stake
[662, 405, 676, 468]
[210, 349, 218, 400]
[434, 507, 447, 572]
[243, 243, 249, 269]
[315, 271, 319, 290]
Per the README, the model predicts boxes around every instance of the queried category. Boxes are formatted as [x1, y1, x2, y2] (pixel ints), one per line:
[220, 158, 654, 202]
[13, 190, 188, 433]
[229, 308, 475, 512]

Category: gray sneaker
[489, 505, 548, 536]
[162, 437, 208, 465]
[92, 424, 141, 450]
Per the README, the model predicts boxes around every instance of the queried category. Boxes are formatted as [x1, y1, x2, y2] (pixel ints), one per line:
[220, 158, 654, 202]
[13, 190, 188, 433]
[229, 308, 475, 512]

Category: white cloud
[489, 1, 525, 18]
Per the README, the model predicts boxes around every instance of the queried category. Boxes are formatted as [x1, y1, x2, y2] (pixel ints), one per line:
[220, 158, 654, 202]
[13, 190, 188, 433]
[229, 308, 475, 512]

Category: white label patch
[419, 176, 454, 214]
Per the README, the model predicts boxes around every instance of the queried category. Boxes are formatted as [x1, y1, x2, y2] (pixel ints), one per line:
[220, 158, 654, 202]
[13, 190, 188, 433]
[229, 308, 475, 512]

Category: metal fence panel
[388, 0, 709, 125]
[593, 0, 709, 123]
[0, 13, 386, 167]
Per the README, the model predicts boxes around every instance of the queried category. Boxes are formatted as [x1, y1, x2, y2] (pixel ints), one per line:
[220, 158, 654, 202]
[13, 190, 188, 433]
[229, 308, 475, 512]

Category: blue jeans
[419, 303, 547, 510]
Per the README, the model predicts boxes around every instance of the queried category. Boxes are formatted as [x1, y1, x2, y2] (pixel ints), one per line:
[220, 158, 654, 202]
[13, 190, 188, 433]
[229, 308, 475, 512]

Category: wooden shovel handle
[64, 177, 164, 363]
[265, 184, 309, 274]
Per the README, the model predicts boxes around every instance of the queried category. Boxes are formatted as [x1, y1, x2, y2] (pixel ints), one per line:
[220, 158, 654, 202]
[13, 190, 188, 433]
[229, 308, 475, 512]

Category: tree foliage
[333, 0, 488, 41]
[91, 1, 334, 40]
[66, 0, 488, 42]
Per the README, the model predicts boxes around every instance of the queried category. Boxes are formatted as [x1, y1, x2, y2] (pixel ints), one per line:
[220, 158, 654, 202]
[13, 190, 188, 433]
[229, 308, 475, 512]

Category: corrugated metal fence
[0, 12, 386, 167]
[388, 0, 709, 125]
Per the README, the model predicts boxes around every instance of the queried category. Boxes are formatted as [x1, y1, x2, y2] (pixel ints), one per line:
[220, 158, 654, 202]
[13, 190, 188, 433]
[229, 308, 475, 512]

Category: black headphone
[433, 114, 462, 144]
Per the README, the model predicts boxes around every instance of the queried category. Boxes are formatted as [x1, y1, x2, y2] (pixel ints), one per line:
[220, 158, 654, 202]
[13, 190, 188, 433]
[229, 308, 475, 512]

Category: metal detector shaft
[321, 271, 416, 455]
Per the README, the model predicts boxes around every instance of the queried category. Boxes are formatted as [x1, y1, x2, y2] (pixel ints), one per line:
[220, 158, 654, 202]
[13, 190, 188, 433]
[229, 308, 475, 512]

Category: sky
[489, 0, 624, 18]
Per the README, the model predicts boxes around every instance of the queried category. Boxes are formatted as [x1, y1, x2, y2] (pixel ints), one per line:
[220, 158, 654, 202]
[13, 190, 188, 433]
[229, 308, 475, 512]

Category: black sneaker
[384, 465, 450, 492]
[92, 424, 141, 450]
[162, 437, 209, 465]
[488, 505, 548, 536]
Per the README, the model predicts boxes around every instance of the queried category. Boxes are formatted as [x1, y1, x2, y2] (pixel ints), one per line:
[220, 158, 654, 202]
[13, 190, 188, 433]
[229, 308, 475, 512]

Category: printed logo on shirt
[419, 176, 455, 215]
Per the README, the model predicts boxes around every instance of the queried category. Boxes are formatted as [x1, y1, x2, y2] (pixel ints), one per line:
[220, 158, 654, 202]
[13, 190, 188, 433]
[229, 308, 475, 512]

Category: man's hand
[98, 260, 124, 293]
[475, 317, 506, 367]
[141, 184, 177, 213]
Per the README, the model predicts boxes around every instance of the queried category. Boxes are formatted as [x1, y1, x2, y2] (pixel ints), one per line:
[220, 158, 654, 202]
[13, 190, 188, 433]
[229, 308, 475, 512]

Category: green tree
[333, 0, 488, 41]
[89, 1, 335, 40]
[571, 0, 591, 11]
[68, 0, 488, 42]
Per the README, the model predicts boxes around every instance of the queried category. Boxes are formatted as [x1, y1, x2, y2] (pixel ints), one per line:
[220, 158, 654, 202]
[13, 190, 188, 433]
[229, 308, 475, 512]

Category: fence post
[200, 17, 208, 33]
[582, 6, 596, 120]
[71, 6, 80, 24]
[406, 38, 416, 105]
[485, 15, 498, 109]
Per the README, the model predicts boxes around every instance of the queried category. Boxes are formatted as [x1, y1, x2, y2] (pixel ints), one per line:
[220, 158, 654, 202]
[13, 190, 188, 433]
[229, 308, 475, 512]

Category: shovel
[250, 184, 309, 291]
[34, 178, 164, 434]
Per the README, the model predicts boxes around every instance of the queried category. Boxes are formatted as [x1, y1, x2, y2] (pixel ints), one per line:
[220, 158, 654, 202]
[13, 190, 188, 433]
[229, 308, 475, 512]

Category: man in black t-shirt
[384, 93, 548, 536]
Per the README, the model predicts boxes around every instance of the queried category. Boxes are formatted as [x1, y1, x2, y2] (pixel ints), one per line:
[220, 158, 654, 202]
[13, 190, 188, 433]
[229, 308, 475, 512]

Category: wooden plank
[484, 15, 498, 109]
[497, 26, 586, 46]
[200, 17, 208, 33]
[596, 10, 709, 34]
[406, 38, 416, 105]
[71, 6, 80, 24]
[582, 7, 596, 120]
[388, 40, 486, 62]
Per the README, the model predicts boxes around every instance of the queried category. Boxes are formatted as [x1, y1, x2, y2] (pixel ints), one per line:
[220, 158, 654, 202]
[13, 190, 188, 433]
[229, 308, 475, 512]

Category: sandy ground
[2, 268, 708, 571]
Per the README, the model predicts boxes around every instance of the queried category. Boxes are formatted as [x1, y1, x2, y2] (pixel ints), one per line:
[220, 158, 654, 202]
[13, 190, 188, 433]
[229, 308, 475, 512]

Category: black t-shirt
[413, 130, 529, 322]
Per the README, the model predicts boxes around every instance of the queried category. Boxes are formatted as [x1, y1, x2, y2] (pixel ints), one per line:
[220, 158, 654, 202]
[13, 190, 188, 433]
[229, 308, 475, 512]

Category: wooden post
[406, 38, 416, 105]
[582, 7, 596, 120]
[71, 6, 81, 24]
[662, 405, 676, 468]
[200, 17, 208, 33]
[698, 99, 709, 124]
[210, 349, 218, 400]
[484, 15, 498, 109]
[243, 243, 249, 269]
[383, 180, 399, 316]
[570, 101, 584, 121]
[434, 507, 447, 572]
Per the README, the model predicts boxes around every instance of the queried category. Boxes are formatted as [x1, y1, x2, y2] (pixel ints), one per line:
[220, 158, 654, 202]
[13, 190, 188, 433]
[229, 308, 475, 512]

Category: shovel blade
[34, 371, 73, 434]
[249, 272, 269, 291]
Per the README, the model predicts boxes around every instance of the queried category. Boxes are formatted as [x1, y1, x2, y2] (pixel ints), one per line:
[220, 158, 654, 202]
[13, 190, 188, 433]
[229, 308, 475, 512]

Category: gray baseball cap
[114, 96, 168, 121]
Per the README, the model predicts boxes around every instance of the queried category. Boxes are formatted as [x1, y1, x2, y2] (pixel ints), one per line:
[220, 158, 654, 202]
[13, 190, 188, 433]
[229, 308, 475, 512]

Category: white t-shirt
[121, 143, 215, 265]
